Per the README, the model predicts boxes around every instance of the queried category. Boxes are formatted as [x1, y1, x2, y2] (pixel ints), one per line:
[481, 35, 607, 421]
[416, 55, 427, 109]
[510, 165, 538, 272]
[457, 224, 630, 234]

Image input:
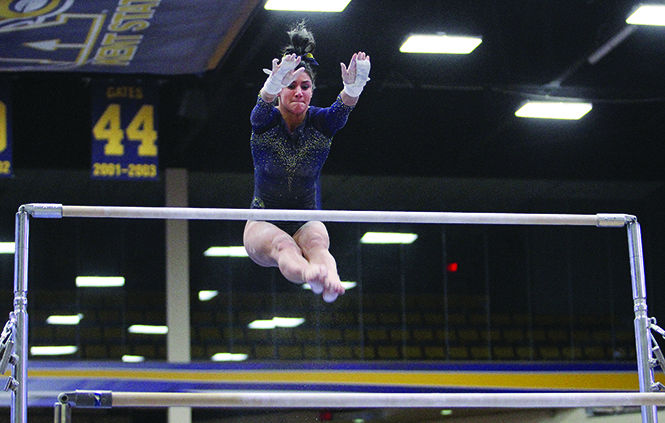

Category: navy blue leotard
[249, 95, 353, 234]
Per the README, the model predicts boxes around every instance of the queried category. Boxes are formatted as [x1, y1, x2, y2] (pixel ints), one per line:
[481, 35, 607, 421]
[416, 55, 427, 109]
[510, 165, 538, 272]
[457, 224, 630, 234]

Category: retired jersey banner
[0, 0, 260, 74]
[0, 80, 12, 178]
[91, 80, 158, 181]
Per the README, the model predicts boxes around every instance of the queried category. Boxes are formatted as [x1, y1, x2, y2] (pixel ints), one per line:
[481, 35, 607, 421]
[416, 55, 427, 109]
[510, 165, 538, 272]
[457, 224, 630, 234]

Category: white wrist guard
[262, 56, 299, 96]
[343, 59, 370, 97]
[343, 82, 365, 98]
[263, 74, 286, 96]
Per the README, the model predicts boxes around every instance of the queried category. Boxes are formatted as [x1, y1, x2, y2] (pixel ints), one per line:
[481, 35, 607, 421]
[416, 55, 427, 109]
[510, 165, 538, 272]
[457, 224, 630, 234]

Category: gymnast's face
[278, 72, 313, 118]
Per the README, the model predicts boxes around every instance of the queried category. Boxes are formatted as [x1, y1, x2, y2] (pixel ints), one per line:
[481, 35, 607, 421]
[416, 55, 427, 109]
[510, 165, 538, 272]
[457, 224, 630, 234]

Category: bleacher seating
[22, 289, 637, 363]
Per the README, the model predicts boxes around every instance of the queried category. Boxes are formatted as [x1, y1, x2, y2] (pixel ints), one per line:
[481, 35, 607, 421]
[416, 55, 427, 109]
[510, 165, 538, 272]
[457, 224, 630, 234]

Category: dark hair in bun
[281, 20, 317, 85]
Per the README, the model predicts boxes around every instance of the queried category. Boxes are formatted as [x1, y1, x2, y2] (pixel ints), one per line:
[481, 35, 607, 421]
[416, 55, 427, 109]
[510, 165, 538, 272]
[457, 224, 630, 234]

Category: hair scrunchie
[301, 52, 319, 67]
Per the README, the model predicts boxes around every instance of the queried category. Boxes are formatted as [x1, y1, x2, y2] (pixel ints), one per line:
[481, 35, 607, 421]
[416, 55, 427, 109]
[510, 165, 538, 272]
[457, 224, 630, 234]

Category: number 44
[93, 104, 157, 157]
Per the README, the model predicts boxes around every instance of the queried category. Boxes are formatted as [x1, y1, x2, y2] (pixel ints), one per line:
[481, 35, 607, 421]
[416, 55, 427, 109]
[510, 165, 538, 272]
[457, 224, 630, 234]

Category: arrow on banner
[24, 39, 87, 52]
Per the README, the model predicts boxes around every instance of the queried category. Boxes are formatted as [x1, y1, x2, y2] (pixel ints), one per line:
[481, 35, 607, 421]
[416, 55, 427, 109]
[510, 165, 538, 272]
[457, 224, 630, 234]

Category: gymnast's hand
[340, 51, 371, 98]
[262, 53, 306, 96]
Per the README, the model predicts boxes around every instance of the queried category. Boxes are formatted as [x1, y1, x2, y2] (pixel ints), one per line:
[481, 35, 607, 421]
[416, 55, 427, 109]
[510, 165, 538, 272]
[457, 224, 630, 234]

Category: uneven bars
[59, 391, 665, 409]
[23, 204, 631, 227]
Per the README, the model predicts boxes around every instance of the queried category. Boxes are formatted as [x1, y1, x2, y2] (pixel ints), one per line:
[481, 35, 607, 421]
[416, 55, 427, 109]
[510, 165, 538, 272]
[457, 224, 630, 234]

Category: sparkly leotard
[249, 94, 354, 234]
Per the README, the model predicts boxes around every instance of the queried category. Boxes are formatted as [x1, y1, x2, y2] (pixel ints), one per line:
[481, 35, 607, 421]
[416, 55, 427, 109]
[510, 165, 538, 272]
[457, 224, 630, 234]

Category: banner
[0, 0, 260, 74]
[0, 80, 12, 178]
[91, 80, 158, 181]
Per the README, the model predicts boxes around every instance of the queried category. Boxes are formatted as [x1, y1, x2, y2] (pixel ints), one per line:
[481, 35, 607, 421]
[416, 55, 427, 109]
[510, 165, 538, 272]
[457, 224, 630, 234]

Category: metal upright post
[12, 207, 30, 423]
[626, 218, 658, 423]
[53, 401, 71, 423]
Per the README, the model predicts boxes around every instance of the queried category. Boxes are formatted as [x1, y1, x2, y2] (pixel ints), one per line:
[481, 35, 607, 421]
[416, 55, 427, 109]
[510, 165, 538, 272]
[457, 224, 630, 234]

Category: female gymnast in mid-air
[243, 22, 370, 302]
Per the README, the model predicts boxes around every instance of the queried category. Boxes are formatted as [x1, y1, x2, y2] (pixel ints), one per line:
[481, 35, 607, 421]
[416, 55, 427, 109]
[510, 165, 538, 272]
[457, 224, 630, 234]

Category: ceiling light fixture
[198, 290, 219, 301]
[272, 317, 305, 327]
[122, 355, 145, 363]
[360, 232, 418, 244]
[0, 242, 15, 254]
[46, 314, 83, 325]
[248, 317, 305, 329]
[248, 319, 275, 329]
[211, 352, 248, 362]
[626, 4, 665, 26]
[203, 246, 248, 257]
[128, 324, 168, 335]
[515, 101, 592, 120]
[30, 346, 77, 356]
[400, 34, 482, 54]
[75, 276, 125, 287]
[264, 0, 351, 12]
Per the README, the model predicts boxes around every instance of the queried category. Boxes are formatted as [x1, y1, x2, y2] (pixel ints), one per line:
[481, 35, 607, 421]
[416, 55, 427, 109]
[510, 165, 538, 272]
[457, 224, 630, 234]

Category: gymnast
[243, 22, 370, 302]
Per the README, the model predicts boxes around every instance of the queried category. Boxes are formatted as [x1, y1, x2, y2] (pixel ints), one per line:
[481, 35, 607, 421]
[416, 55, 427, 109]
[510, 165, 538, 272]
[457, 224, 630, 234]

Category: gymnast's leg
[293, 221, 345, 303]
[243, 220, 328, 289]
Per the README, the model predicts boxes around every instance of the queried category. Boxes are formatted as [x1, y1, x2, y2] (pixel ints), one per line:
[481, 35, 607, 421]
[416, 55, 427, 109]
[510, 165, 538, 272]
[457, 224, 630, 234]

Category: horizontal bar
[37, 204, 629, 227]
[20, 203, 62, 218]
[62, 391, 665, 409]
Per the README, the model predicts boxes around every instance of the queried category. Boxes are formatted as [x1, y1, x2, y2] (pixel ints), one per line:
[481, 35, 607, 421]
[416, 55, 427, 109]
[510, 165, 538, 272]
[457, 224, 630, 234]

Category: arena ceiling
[205, 0, 665, 182]
[3, 0, 665, 184]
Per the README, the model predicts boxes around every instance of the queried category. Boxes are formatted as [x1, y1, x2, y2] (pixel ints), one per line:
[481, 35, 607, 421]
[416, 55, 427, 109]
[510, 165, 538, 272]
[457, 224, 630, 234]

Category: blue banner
[0, 80, 12, 178]
[0, 0, 260, 74]
[91, 80, 158, 180]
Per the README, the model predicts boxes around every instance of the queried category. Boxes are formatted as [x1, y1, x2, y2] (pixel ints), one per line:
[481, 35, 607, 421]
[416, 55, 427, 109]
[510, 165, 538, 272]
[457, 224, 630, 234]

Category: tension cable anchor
[3, 376, 18, 392]
[648, 317, 665, 391]
[0, 313, 18, 375]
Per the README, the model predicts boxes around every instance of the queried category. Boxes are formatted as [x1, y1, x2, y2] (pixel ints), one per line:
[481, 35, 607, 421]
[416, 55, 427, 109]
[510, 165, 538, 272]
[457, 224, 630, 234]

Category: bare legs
[243, 220, 345, 302]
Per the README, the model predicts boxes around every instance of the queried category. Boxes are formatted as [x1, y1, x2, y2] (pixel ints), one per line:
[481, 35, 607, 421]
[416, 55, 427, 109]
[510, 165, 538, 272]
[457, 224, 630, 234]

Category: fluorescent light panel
[128, 324, 168, 334]
[76, 276, 125, 287]
[122, 355, 145, 363]
[626, 5, 665, 26]
[0, 242, 14, 254]
[360, 232, 418, 244]
[273, 317, 305, 327]
[515, 101, 592, 120]
[400, 34, 482, 54]
[303, 281, 357, 290]
[46, 314, 83, 325]
[204, 246, 248, 257]
[264, 0, 351, 12]
[248, 317, 305, 329]
[248, 319, 275, 329]
[211, 352, 248, 362]
[30, 346, 77, 356]
[198, 290, 219, 301]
